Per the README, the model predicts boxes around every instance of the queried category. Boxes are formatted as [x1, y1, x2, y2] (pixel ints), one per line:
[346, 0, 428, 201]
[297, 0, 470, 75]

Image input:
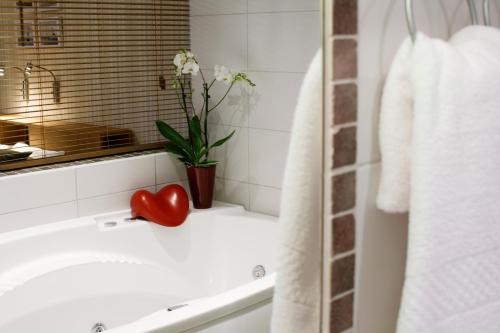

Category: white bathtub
[0, 203, 278, 333]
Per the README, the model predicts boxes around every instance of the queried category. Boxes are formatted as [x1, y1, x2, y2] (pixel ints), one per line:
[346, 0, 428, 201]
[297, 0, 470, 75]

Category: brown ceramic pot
[185, 165, 216, 209]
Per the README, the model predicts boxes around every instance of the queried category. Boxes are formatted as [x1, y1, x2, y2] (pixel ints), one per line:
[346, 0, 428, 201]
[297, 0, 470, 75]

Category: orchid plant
[156, 50, 255, 168]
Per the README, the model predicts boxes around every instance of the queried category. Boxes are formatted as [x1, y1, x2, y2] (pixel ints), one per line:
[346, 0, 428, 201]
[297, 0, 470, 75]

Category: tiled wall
[0, 1, 321, 231]
[354, 1, 500, 332]
[190, 0, 320, 216]
[0, 152, 185, 234]
[325, 0, 358, 332]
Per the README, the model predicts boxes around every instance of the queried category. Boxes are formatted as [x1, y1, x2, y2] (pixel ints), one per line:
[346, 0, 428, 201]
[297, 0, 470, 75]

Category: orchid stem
[208, 82, 234, 113]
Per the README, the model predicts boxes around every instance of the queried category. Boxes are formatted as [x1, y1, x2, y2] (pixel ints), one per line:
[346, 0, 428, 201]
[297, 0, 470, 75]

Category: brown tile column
[329, 0, 358, 332]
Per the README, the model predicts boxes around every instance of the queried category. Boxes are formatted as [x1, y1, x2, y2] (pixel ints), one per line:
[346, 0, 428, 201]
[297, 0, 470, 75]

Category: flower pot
[185, 165, 216, 209]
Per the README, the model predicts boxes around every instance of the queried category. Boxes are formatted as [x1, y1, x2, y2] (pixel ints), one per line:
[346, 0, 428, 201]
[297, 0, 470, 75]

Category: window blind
[0, 0, 189, 170]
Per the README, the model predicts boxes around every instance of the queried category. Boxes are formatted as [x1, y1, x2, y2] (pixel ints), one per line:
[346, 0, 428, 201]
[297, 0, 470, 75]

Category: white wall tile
[155, 153, 186, 185]
[76, 155, 156, 199]
[355, 163, 408, 333]
[357, 77, 382, 164]
[211, 125, 249, 182]
[249, 184, 281, 216]
[191, 14, 247, 70]
[77, 186, 156, 217]
[214, 178, 250, 208]
[0, 202, 78, 234]
[208, 84, 250, 127]
[248, 12, 320, 72]
[0, 168, 76, 215]
[191, 0, 247, 16]
[189, 2, 320, 217]
[248, 71, 303, 131]
[249, 128, 290, 188]
[248, 0, 319, 13]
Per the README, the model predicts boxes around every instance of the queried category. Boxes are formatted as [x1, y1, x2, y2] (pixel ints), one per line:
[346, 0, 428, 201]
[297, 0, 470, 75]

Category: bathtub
[0, 203, 278, 333]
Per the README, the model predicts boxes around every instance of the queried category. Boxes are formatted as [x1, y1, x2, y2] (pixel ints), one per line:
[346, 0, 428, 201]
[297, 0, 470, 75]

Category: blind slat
[0, 0, 189, 170]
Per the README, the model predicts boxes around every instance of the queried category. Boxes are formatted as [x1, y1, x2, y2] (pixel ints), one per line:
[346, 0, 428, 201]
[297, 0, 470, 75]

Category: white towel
[378, 26, 500, 332]
[11, 142, 65, 159]
[271, 50, 322, 333]
[377, 37, 414, 213]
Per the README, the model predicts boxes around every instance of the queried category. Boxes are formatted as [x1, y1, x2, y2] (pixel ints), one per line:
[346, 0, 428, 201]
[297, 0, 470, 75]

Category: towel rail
[468, 0, 480, 25]
[405, 0, 482, 42]
[483, 0, 491, 26]
[405, 0, 416, 42]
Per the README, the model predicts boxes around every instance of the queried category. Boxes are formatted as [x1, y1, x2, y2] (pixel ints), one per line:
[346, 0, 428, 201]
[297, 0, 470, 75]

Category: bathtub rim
[0, 201, 264, 244]
[107, 273, 276, 333]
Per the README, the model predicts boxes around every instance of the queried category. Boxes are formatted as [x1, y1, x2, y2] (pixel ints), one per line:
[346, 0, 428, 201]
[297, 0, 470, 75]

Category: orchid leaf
[156, 120, 194, 159]
[198, 160, 218, 167]
[189, 116, 204, 154]
[164, 142, 190, 160]
[209, 130, 235, 150]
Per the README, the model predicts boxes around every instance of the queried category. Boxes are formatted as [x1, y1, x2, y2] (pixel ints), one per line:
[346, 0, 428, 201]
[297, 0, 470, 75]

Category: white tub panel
[0, 204, 278, 333]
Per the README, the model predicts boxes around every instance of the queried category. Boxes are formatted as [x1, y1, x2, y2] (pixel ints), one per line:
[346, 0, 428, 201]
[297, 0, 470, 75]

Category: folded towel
[379, 26, 500, 332]
[10, 142, 65, 159]
[271, 50, 322, 333]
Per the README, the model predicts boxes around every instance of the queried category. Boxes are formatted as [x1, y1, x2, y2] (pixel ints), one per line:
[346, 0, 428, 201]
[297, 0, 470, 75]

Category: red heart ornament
[130, 184, 189, 227]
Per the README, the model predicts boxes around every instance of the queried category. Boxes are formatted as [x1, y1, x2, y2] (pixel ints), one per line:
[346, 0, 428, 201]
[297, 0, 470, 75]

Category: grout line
[333, 35, 358, 40]
[332, 209, 356, 219]
[199, 66, 307, 75]
[248, 126, 291, 133]
[327, 160, 382, 177]
[154, 154, 158, 188]
[331, 289, 354, 302]
[332, 122, 357, 132]
[248, 9, 321, 15]
[191, 12, 247, 17]
[77, 184, 157, 202]
[333, 79, 358, 85]
[200, 68, 308, 74]
[356, 160, 382, 168]
[330, 164, 358, 177]
[247, 69, 307, 74]
[245, 2, 249, 72]
[246, 0, 252, 211]
[215, 177, 282, 191]
[210, 123, 292, 134]
[190, 9, 320, 18]
[331, 249, 356, 261]
[74, 168, 80, 217]
[0, 200, 78, 217]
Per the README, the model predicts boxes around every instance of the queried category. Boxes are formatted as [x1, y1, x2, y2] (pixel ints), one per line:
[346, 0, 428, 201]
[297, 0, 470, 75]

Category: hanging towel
[378, 26, 500, 333]
[271, 50, 322, 333]
[377, 37, 414, 213]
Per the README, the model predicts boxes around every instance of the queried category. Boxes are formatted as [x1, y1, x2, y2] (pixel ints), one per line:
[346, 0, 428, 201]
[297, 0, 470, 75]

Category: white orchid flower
[214, 65, 234, 84]
[173, 52, 186, 68]
[182, 59, 200, 76]
[214, 65, 226, 80]
[174, 50, 199, 76]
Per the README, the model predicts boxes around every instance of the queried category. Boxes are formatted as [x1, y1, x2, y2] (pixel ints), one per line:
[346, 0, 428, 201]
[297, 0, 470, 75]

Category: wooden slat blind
[0, 0, 189, 170]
